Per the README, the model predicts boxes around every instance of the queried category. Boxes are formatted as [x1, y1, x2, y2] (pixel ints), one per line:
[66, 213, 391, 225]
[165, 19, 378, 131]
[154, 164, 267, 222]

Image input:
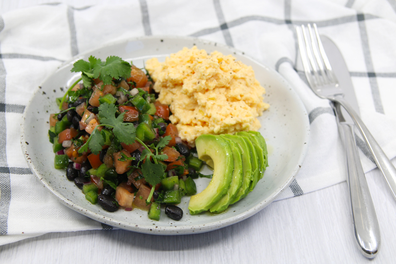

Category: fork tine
[311, 24, 338, 84]
[301, 25, 324, 86]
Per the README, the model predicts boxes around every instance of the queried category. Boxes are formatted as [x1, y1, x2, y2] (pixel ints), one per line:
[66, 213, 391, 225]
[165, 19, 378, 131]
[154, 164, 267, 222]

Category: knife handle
[336, 98, 396, 202]
[338, 121, 381, 259]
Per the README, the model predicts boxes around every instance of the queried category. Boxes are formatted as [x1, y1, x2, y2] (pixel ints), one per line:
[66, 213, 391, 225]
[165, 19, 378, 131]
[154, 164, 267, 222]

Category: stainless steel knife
[321, 36, 381, 259]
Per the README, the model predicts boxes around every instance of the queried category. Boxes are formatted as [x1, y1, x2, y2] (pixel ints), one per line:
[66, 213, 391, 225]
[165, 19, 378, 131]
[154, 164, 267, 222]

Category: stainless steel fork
[296, 24, 380, 258]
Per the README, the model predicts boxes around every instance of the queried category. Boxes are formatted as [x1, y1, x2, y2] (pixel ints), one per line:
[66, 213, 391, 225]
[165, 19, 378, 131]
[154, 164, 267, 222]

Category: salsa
[48, 56, 206, 221]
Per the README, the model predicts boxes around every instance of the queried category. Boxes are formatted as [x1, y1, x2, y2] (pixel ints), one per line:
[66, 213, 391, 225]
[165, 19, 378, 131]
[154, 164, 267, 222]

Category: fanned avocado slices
[188, 135, 234, 215]
[210, 136, 243, 213]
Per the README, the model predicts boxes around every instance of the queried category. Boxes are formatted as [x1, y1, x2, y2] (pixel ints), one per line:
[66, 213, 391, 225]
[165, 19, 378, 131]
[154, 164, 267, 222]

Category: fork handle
[337, 120, 380, 258]
[335, 97, 396, 201]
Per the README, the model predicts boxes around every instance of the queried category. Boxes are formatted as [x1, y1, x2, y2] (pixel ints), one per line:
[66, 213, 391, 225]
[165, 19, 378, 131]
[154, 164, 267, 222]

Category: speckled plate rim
[21, 35, 310, 235]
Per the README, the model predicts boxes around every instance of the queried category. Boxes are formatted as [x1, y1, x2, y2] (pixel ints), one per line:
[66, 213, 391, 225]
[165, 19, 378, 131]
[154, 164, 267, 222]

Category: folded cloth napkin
[1, 0, 396, 245]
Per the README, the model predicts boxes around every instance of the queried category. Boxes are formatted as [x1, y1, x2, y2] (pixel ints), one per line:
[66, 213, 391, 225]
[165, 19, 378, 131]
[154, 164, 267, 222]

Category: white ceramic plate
[21, 36, 310, 235]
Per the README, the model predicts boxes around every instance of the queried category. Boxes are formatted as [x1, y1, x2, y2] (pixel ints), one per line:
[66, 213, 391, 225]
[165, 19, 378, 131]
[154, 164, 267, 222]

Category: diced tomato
[89, 87, 104, 107]
[87, 153, 102, 169]
[127, 65, 148, 88]
[154, 101, 170, 120]
[115, 186, 134, 208]
[103, 84, 117, 95]
[65, 145, 87, 164]
[49, 114, 57, 127]
[132, 185, 152, 211]
[75, 101, 86, 116]
[113, 149, 132, 174]
[162, 146, 180, 162]
[117, 80, 130, 90]
[85, 119, 101, 134]
[58, 128, 78, 143]
[166, 159, 184, 171]
[121, 141, 141, 153]
[118, 182, 134, 193]
[164, 124, 178, 147]
[71, 83, 83, 92]
[119, 105, 139, 122]
[61, 102, 69, 110]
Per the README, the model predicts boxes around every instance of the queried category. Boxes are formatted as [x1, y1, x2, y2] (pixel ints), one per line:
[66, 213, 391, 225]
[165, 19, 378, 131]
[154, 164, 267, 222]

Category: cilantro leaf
[88, 129, 105, 154]
[141, 158, 165, 186]
[156, 136, 172, 149]
[93, 56, 131, 85]
[153, 154, 168, 161]
[78, 127, 104, 155]
[98, 103, 136, 145]
[81, 73, 93, 88]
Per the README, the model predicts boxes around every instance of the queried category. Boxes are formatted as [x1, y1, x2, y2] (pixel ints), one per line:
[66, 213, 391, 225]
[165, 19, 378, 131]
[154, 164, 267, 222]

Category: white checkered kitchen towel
[1, 0, 396, 245]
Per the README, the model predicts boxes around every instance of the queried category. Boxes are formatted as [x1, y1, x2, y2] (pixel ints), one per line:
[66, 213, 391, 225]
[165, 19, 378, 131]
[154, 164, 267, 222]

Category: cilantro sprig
[59, 55, 132, 110]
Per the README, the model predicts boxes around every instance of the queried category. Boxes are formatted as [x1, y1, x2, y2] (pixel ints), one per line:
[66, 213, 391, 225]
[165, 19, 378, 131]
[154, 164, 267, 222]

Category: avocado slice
[188, 135, 234, 215]
[222, 134, 253, 205]
[236, 132, 260, 193]
[209, 136, 243, 213]
[247, 131, 268, 178]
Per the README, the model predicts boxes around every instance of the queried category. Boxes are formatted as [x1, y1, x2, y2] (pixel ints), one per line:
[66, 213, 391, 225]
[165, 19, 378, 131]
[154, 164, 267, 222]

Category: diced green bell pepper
[186, 156, 203, 171]
[163, 190, 181, 204]
[83, 183, 98, 194]
[96, 163, 109, 178]
[85, 191, 98, 204]
[161, 176, 179, 190]
[131, 94, 150, 113]
[139, 113, 152, 127]
[148, 202, 161, 221]
[54, 115, 71, 134]
[99, 94, 117, 105]
[184, 177, 197, 196]
[53, 136, 63, 153]
[54, 154, 69, 169]
[145, 103, 157, 115]
[136, 122, 156, 142]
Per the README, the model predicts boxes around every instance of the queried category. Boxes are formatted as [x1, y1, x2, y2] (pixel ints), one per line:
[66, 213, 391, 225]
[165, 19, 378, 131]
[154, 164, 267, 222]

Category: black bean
[153, 191, 159, 200]
[66, 109, 76, 122]
[73, 98, 86, 107]
[72, 116, 81, 129]
[165, 205, 183, 221]
[80, 162, 92, 177]
[66, 163, 79, 181]
[57, 112, 66, 121]
[98, 194, 119, 212]
[131, 149, 141, 167]
[176, 142, 190, 157]
[101, 185, 115, 196]
[99, 149, 108, 163]
[74, 176, 91, 189]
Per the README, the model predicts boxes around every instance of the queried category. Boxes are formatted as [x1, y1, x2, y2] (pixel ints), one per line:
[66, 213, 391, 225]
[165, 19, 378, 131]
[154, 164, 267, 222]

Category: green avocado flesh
[223, 134, 253, 205]
[210, 136, 243, 213]
[188, 132, 268, 214]
[237, 131, 264, 191]
[247, 131, 268, 178]
[188, 135, 234, 215]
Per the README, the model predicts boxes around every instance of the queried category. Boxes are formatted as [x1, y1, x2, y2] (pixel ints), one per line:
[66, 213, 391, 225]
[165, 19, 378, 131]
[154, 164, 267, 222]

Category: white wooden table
[1, 1, 396, 263]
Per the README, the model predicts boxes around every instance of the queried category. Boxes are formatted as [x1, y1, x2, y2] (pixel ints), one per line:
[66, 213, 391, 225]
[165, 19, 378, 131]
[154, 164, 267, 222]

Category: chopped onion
[125, 207, 133, 211]
[175, 136, 182, 144]
[116, 91, 127, 104]
[56, 150, 65, 155]
[168, 170, 177, 177]
[173, 184, 179, 190]
[130, 88, 139, 96]
[73, 162, 82, 170]
[62, 140, 72, 148]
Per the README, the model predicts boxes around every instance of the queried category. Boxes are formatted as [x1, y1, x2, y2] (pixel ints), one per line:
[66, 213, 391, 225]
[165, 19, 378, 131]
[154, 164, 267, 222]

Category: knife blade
[321, 36, 381, 259]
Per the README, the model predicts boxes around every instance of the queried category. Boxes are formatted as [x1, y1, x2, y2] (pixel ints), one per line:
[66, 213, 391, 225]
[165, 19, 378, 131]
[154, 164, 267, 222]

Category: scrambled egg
[145, 46, 270, 146]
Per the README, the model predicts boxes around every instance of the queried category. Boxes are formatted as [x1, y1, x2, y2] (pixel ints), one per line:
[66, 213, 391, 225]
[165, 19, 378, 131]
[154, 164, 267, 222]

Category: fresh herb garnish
[59, 55, 132, 110]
